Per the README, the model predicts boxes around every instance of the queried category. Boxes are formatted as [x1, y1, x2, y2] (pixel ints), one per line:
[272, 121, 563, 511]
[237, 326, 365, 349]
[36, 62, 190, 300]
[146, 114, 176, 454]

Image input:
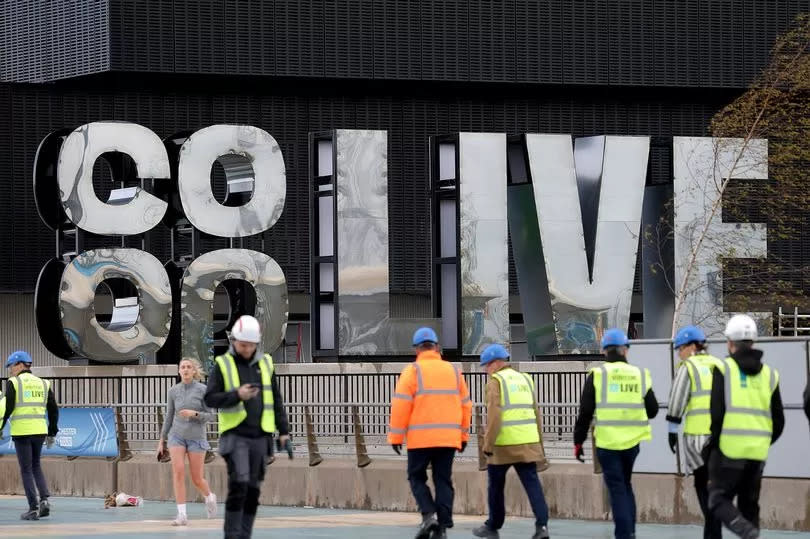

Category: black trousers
[407, 447, 456, 529]
[220, 433, 269, 539]
[693, 464, 722, 539]
[14, 435, 50, 511]
[707, 449, 765, 536]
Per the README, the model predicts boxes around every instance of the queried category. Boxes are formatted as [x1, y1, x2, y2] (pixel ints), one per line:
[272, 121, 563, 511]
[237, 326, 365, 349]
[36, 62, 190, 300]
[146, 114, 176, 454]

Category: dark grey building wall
[4, 1, 810, 87]
[1, 0, 110, 83]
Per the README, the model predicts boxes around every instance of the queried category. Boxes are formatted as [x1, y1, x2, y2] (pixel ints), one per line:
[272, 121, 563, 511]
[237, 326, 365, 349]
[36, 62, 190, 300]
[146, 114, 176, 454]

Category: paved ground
[1, 496, 809, 538]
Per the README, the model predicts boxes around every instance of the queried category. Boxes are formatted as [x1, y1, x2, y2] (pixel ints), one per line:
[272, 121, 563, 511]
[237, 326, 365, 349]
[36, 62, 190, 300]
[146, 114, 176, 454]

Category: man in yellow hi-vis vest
[204, 315, 290, 539]
[1, 351, 59, 521]
[573, 329, 659, 539]
[473, 344, 550, 539]
[666, 325, 723, 539]
[705, 315, 784, 539]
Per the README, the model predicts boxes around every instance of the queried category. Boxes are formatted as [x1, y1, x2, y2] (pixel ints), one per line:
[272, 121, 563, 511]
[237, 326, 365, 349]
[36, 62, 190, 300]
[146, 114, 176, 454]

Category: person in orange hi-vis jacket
[388, 327, 473, 539]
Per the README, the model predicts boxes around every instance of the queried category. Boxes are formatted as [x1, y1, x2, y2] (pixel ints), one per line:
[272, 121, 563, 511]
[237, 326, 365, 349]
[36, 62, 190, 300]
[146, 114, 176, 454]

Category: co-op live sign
[31, 123, 769, 362]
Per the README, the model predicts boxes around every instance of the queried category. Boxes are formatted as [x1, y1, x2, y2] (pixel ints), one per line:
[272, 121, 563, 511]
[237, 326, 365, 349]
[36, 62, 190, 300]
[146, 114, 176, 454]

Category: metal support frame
[429, 135, 462, 358]
[310, 131, 339, 360]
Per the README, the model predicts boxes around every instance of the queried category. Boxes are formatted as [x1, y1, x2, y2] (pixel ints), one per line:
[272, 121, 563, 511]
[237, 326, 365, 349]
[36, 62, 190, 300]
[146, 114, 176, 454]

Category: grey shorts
[168, 435, 210, 453]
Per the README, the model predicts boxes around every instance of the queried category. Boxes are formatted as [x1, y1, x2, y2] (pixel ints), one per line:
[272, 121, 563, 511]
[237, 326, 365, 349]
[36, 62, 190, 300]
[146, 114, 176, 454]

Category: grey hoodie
[160, 381, 216, 442]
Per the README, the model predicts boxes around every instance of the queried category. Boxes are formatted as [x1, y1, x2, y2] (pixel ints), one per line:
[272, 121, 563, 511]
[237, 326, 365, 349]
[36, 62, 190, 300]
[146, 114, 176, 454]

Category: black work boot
[415, 513, 439, 539]
[472, 523, 500, 538]
[241, 511, 257, 538]
[38, 498, 50, 518]
[21, 508, 39, 520]
[533, 524, 550, 538]
[430, 527, 447, 539]
[728, 516, 759, 539]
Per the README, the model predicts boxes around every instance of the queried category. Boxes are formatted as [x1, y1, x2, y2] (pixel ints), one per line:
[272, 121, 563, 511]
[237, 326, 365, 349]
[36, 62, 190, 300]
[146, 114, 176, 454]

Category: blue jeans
[486, 461, 549, 530]
[596, 444, 640, 539]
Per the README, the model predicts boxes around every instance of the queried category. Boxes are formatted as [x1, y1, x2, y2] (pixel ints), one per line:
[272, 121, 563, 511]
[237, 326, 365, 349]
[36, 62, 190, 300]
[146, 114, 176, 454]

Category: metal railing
[0, 370, 588, 461]
[777, 307, 810, 336]
[58, 399, 587, 468]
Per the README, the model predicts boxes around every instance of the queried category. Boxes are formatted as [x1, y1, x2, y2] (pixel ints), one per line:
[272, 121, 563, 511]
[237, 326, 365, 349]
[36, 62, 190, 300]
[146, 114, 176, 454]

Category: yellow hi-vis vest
[682, 353, 723, 435]
[719, 358, 778, 461]
[0, 391, 6, 421]
[592, 362, 652, 450]
[492, 368, 540, 446]
[9, 373, 49, 436]
[214, 353, 276, 435]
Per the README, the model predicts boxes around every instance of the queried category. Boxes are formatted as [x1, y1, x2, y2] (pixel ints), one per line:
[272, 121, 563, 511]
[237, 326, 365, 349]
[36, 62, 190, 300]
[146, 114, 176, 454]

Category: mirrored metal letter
[181, 249, 288, 368]
[673, 137, 769, 336]
[524, 134, 649, 353]
[57, 122, 169, 235]
[178, 125, 286, 237]
[458, 133, 510, 355]
[335, 130, 392, 354]
[59, 248, 173, 362]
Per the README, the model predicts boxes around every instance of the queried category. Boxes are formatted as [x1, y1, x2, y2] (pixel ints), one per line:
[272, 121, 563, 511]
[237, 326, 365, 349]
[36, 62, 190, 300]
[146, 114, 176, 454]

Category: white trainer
[205, 493, 217, 519]
[171, 514, 188, 526]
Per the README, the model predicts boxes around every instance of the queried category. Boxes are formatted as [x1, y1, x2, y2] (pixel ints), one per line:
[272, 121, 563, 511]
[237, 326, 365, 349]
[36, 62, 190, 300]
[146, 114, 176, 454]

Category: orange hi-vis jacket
[388, 350, 473, 450]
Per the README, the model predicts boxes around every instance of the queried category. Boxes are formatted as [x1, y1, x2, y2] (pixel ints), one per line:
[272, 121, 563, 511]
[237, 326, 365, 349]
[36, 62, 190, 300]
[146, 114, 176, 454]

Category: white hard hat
[230, 315, 261, 343]
[723, 314, 758, 341]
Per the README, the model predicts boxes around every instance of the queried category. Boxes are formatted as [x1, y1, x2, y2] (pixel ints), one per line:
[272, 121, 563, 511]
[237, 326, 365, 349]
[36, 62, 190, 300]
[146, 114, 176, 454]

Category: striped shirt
[667, 362, 711, 474]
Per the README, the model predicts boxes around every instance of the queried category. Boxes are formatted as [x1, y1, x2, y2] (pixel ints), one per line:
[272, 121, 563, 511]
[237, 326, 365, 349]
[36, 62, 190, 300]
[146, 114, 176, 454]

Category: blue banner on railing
[0, 407, 118, 457]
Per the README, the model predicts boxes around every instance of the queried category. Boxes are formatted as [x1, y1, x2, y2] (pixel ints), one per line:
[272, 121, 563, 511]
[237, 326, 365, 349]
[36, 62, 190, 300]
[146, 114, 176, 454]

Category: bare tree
[652, 15, 810, 337]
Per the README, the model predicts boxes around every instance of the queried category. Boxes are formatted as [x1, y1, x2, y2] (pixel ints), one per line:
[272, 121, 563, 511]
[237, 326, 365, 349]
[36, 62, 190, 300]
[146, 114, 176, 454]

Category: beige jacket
[482, 366, 549, 469]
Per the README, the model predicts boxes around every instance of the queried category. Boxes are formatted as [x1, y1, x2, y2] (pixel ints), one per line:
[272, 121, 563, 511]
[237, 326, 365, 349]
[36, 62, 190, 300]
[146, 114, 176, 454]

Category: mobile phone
[248, 383, 261, 389]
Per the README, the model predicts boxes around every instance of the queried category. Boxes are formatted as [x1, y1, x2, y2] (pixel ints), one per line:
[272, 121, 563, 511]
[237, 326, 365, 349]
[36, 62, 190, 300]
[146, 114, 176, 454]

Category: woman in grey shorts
[157, 357, 217, 526]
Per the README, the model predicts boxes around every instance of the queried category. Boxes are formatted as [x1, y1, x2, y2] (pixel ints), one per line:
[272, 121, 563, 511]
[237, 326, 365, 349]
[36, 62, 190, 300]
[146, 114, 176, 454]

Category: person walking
[573, 329, 658, 539]
[472, 344, 550, 539]
[1, 351, 59, 521]
[204, 315, 290, 539]
[158, 357, 218, 526]
[705, 315, 784, 539]
[666, 326, 723, 539]
[388, 327, 472, 539]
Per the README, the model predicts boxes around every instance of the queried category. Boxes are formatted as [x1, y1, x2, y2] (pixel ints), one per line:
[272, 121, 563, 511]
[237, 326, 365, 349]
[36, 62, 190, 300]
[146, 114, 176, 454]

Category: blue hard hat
[673, 326, 706, 349]
[412, 327, 439, 346]
[6, 350, 33, 368]
[601, 328, 629, 349]
[480, 344, 510, 366]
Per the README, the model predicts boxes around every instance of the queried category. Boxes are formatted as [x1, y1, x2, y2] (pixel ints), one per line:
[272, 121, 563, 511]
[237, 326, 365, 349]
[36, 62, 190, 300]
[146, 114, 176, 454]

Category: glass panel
[439, 199, 456, 258]
[319, 303, 335, 350]
[439, 142, 456, 180]
[319, 263, 334, 293]
[318, 139, 333, 176]
[318, 195, 334, 257]
[441, 264, 458, 349]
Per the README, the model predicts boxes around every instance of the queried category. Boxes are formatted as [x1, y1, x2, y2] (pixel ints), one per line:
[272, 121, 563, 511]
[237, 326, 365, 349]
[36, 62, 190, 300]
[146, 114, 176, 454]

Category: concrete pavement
[2, 496, 810, 539]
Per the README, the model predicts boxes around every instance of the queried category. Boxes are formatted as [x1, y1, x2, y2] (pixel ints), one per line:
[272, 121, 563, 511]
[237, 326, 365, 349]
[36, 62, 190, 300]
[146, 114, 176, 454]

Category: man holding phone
[205, 315, 290, 539]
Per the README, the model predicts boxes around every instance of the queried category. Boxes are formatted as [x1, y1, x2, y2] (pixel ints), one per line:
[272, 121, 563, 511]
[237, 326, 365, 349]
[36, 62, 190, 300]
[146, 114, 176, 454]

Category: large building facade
[1, 1, 809, 364]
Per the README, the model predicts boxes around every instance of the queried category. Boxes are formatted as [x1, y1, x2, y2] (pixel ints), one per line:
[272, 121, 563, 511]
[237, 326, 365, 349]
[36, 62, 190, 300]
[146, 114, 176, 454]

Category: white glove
[45, 436, 55, 449]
